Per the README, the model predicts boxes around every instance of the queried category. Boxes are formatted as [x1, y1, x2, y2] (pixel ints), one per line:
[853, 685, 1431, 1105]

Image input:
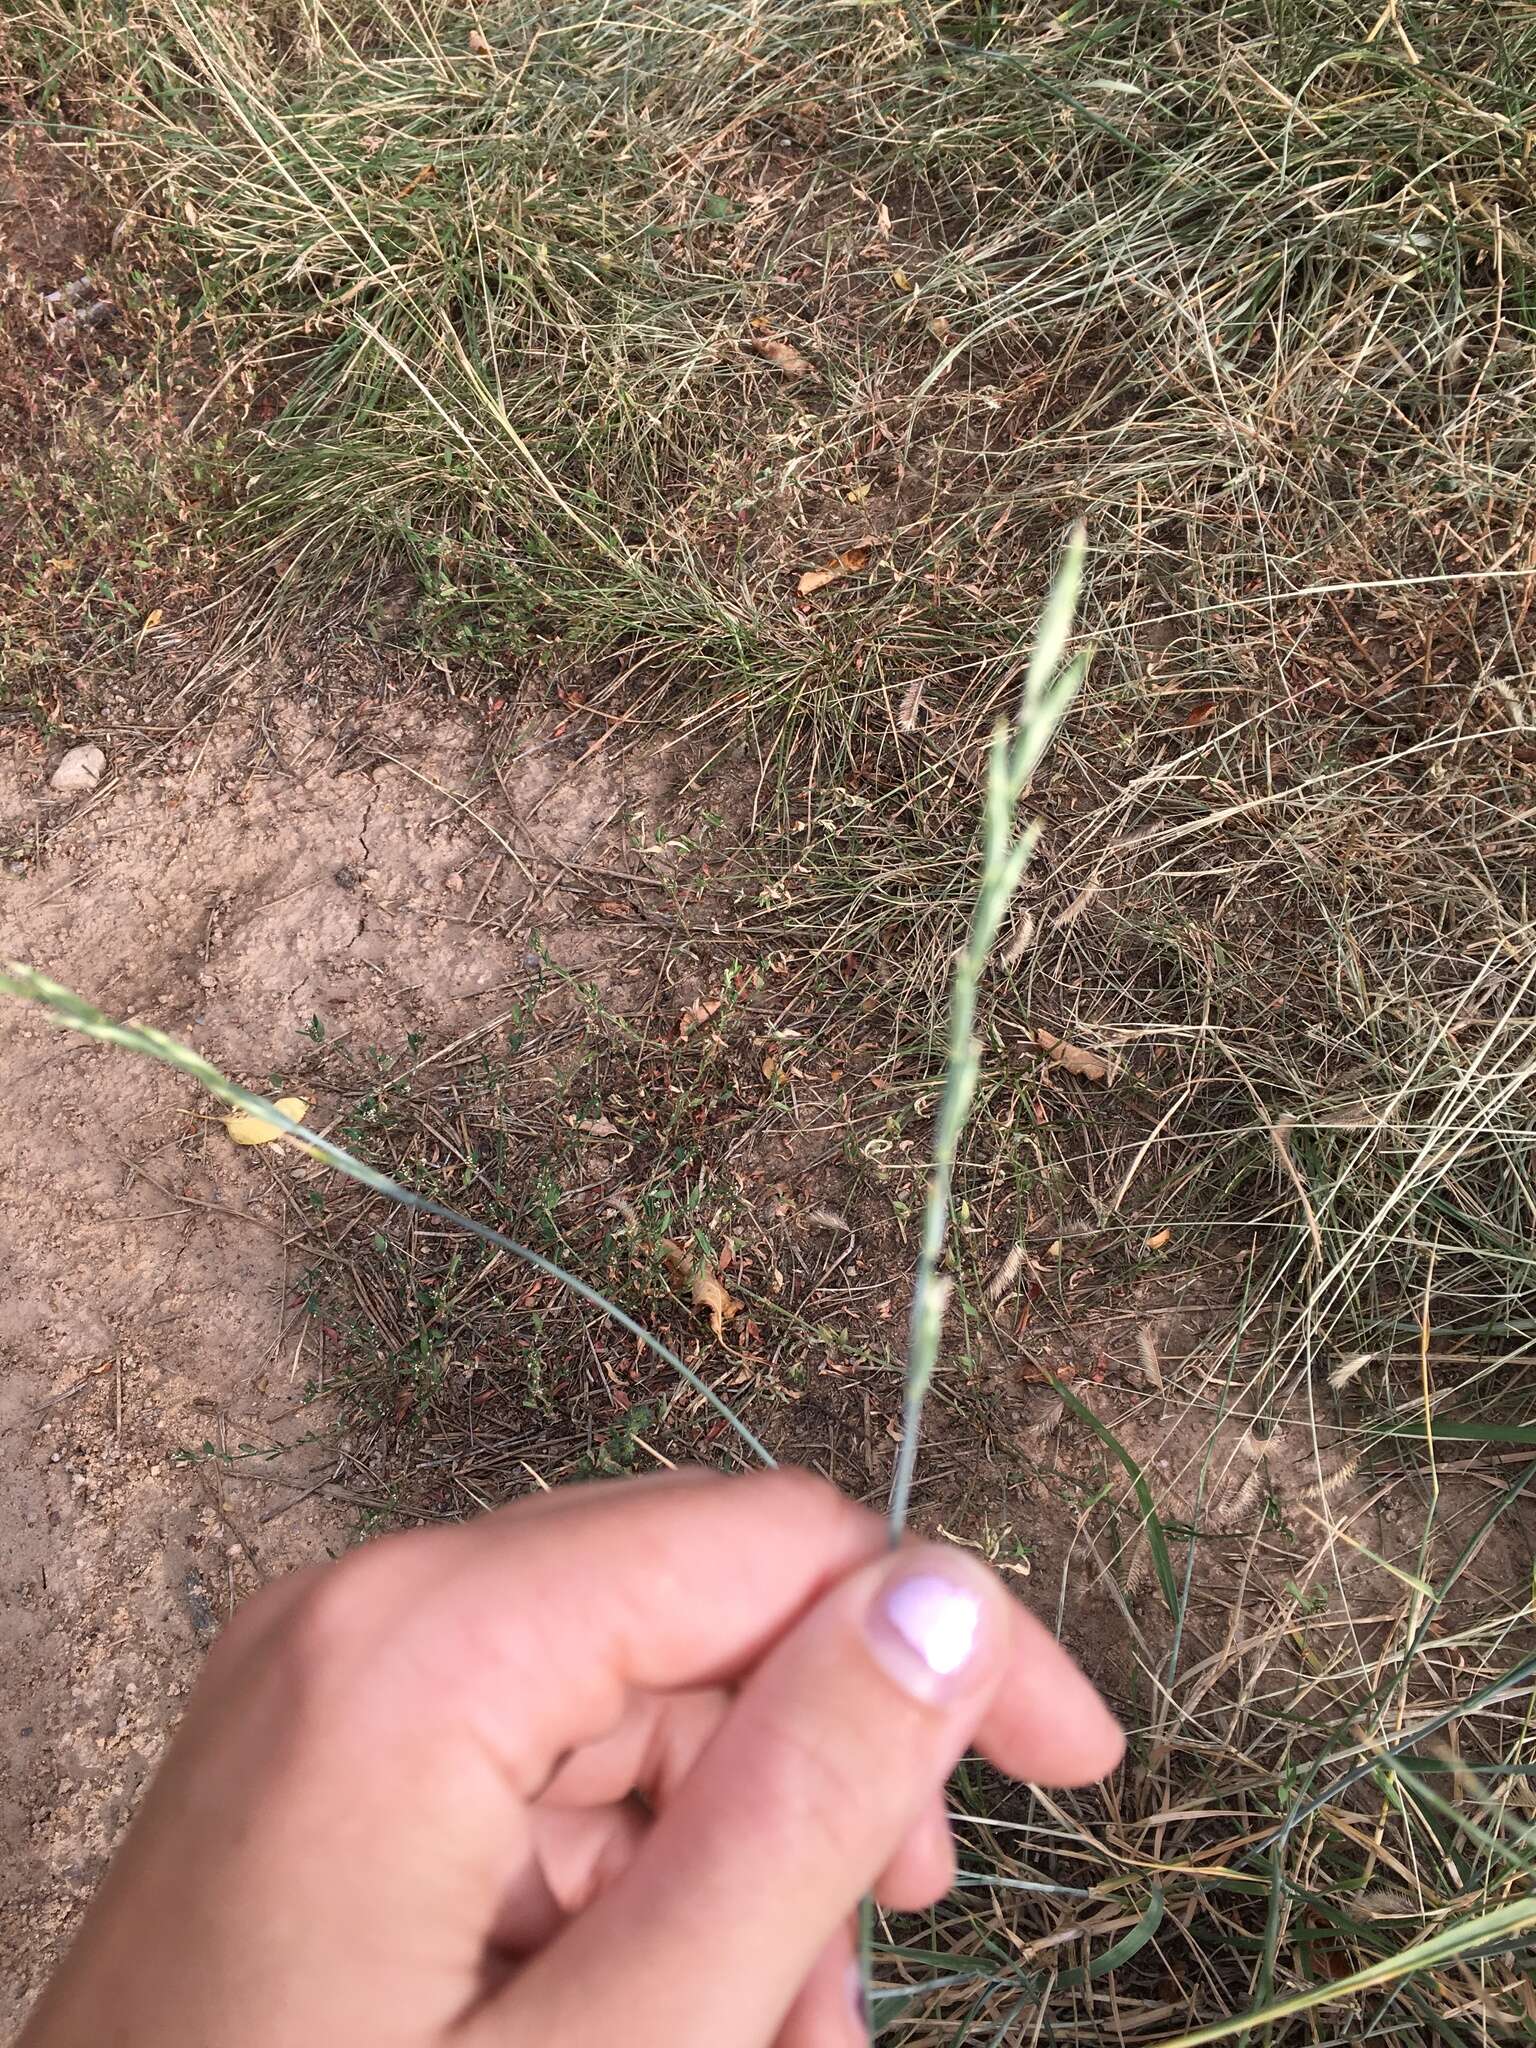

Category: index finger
[329, 1467, 888, 1791]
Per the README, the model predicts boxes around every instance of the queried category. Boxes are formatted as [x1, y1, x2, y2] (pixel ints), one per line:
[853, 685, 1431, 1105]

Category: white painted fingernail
[865, 1561, 984, 1704]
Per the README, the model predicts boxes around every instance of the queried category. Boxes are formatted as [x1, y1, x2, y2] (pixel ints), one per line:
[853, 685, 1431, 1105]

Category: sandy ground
[0, 683, 641, 2026]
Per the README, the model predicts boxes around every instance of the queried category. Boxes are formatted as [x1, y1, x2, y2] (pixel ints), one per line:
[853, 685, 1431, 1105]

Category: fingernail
[845, 1960, 870, 2036]
[865, 1557, 986, 1704]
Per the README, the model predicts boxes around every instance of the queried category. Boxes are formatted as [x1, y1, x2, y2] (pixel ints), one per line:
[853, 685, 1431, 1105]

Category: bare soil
[0, 686, 659, 2022]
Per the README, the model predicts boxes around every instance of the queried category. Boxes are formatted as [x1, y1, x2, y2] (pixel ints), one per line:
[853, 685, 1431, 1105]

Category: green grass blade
[1048, 1373, 1180, 1617]
[1141, 1896, 1536, 2048]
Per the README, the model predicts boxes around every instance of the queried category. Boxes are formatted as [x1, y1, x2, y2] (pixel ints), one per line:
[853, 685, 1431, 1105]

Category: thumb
[486, 1543, 1117, 2048]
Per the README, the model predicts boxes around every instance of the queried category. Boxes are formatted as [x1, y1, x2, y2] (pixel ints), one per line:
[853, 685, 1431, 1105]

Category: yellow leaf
[1144, 1226, 1173, 1251]
[846, 481, 872, 504]
[892, 267, 914, 291]
[224, 1096, 309, 1146]
[1035, 1030, 1111, 1083]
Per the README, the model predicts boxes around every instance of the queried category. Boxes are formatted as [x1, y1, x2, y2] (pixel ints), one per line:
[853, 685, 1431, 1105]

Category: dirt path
[0, 687, 639, 2023]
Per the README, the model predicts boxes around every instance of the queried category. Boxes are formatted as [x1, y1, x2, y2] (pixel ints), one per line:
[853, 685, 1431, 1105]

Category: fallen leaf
[746, 337, 814, 379]
[678, 996, 722, 1040]
[467, 27, 492, 52]
[928, 313, 952, 342]
[660, 1238, 739, 1339]
[225, 1096, 309, 1146]
[846, 480, 872, 504]
[1144, 1226, 1173, 1251]
[577, 1116, 620, 1138]
[761, 1048, 782, 1082]
[1020, 1355, 1076, 1385]
[891, 266, 914, 291]
[1183, 702, 1216, 728]
[593, 898, 632, 920]
[1035, 1029, 1111, 1083]
[797, 544, 872, 597]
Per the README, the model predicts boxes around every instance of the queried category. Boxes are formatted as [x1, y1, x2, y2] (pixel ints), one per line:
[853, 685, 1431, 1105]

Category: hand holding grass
[18, 1470, 1121, 2048]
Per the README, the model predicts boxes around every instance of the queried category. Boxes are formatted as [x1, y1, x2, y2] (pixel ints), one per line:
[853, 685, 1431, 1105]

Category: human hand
[18, 1469, 1122, 2047]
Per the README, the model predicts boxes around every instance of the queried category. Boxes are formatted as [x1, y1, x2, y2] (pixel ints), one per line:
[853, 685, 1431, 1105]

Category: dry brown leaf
[467, 27, 492, 52]
[660, 1238, 739, 1339]
[797, 544, 872, 597]
[678, 996, 722, 1040]
[747, 337, 814, 379]
[761, 1048, 782, 1082]
[891, 266, 914, 291]
[1144, 1226, 1173, 1251]
[577, 1116, 620, 1138]
[846, 480, 872, 505]
[928, 314, 952, 342]
[1035, 1028, 1111, 1083]
[1020, 1355, 1075, 1385]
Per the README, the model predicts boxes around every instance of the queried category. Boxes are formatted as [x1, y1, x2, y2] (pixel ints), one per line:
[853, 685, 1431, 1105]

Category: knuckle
[269, 1544, 408, 1686]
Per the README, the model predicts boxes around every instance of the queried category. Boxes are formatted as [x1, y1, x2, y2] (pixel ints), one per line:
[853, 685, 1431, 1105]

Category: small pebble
[49, 744, 106, 794]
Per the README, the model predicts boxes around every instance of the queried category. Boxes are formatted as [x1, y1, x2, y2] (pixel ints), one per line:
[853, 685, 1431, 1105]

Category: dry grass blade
[0, 964, 773, 1465]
